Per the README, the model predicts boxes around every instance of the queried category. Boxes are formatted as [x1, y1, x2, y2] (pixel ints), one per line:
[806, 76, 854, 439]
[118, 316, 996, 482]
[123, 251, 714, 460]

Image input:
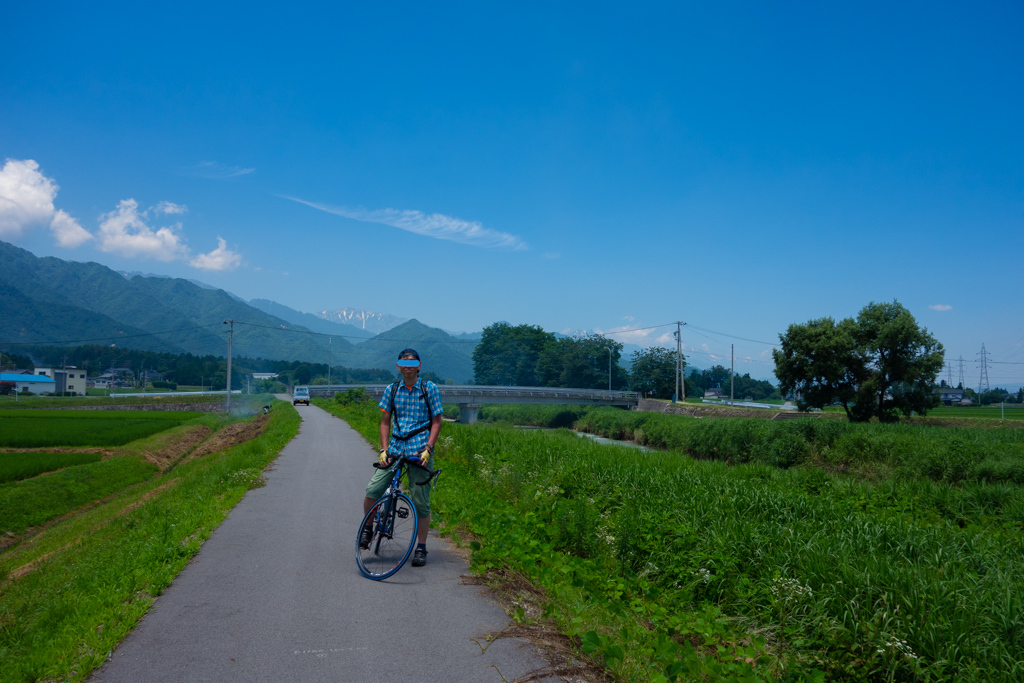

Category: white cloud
[189, 161, 255, 179]
[50, 209, 93, 248]
[283, 196, 527, 251]
[97, 199, 189, 261]
[596, 325, 655, 345]
[0, 158, 90, 247]
[190, 237, 242, 271]
[155, 201, 188, 214]
[929, 304, 952, 311]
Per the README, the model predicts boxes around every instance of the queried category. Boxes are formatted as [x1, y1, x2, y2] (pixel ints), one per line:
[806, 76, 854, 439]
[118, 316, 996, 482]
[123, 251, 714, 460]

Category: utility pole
[608, 346, 612, 392]
[673, 321, 686, 403]
[328, 336, 332, 389]
[730, 344, 734, 407]
[224, 320, 234, 412]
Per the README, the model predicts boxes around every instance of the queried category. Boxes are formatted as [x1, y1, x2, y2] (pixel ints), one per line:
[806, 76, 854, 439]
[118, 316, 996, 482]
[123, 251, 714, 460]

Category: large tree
[773, 316, 864, 418]
[472, 323, 556, 386]
[629, 346, 679, 398]
[773, 301, 943, 422]
[536, 334, 627, 390]
[851, 301, 944, 422]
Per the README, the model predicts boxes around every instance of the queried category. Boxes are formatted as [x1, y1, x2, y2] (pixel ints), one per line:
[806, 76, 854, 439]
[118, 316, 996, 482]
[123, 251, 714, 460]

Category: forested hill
[0, 241, 478, 380]
[0, 240, 352, 362]
[348, 320, 476, 384]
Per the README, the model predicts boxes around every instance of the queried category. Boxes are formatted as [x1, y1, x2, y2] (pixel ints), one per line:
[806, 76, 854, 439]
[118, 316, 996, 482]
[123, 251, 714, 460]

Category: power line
[685, 324, 778, 347]
[600, 322, 677, 336]
[0, 323, 226, 347]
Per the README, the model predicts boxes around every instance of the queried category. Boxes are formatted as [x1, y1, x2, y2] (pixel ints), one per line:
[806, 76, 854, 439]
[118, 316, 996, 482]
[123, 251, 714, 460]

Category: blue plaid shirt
[379, 378, 444, 454]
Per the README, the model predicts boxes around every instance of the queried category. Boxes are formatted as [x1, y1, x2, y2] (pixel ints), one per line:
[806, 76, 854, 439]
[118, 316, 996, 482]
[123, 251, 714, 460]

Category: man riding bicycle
[360, 348, 443, 567]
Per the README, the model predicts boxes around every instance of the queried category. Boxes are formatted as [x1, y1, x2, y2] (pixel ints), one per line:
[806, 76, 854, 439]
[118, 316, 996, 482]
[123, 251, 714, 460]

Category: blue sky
[2, 1, 1022, 387]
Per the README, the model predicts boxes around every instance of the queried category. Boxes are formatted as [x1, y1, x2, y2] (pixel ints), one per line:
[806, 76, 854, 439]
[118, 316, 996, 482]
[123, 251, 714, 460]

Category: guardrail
[109, 390, 243, 397]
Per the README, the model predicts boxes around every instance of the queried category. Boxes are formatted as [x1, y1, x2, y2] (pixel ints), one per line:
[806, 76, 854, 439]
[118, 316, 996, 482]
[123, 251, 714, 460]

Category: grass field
[924, 404, 1024, 420]
[0, 457, 159, 536]
[0, 452, 103, 484]
[0, 394, 224, 408]
[0, 395, 299, 683]
[324, 398, 1024, 682]
[0, 409, 201, 448]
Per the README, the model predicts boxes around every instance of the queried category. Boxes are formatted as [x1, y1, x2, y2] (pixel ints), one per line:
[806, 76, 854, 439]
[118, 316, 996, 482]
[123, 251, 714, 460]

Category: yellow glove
[378, 449, 389, 465]
[417, 446, 433, 464]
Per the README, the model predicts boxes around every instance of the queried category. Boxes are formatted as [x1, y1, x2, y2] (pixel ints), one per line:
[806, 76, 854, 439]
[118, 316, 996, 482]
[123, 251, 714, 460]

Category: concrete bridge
[306, 384, 639, 423]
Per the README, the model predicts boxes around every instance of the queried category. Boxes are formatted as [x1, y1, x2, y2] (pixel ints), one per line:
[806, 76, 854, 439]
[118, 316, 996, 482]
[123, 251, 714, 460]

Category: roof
[0, 373, 56, 383]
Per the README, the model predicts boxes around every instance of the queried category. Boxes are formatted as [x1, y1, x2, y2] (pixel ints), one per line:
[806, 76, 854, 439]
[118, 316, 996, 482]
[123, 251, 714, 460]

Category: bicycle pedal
[397, 507, 410, 518]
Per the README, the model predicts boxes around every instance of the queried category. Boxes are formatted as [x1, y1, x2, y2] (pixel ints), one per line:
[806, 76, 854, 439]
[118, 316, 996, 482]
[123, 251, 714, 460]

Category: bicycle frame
[356, 454, 441, 580]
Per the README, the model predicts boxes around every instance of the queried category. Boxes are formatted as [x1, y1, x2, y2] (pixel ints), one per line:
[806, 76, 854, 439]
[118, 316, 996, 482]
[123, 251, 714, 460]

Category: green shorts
[364, 457, 433, 517]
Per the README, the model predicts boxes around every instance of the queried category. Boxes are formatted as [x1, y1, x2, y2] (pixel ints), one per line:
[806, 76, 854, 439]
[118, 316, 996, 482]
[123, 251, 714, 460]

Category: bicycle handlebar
[372, 452, 442, 485]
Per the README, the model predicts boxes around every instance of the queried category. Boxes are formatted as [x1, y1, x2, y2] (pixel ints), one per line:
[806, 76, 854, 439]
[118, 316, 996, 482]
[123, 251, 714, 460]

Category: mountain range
[316, 308, 407, 335]
[0, 241, 476, 381]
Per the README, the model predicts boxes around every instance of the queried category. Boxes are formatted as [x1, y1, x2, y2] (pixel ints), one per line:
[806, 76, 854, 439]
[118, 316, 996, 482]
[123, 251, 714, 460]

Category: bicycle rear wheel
[355, 492, 418, 580]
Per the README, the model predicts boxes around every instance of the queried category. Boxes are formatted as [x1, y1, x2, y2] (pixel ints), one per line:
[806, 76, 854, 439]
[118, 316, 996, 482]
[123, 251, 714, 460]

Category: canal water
[514, 425, 655, 452]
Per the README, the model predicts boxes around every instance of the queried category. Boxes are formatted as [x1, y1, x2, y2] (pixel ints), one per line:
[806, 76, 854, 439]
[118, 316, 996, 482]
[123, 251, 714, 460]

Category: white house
[33, 367, 87, 396]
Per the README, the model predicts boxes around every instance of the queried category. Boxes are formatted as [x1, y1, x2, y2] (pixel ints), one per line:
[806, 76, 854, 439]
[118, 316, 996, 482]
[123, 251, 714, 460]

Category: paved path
[91, 401, 552, 682]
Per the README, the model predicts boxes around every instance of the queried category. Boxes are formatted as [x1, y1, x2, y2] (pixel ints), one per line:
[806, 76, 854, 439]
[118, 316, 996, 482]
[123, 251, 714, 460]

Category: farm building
[939, 388, 964, 405]
[0, 372, 57, 394]
[34, 367, 88, 396]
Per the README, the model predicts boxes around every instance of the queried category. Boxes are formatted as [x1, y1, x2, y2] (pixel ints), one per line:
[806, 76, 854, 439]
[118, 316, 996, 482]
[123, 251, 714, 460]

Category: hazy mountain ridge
[316, 308, 407, 334]
[249, 299, 373, 340]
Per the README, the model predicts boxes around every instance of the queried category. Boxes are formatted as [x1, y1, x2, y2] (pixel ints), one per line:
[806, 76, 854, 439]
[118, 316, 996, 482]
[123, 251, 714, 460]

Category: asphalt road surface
[91, 400, 555, 682]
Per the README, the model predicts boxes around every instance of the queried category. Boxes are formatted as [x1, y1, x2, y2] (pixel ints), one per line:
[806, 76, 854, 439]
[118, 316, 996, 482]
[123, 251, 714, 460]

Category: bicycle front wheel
[355, 492, 418, 580]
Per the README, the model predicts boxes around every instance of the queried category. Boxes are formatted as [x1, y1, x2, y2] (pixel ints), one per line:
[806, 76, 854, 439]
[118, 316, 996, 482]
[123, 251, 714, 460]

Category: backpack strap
[388, 379, 434, 441]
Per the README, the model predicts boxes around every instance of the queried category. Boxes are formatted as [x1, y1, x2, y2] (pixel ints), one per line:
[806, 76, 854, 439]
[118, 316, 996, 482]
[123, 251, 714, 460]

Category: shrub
[334, 387, 369, 405]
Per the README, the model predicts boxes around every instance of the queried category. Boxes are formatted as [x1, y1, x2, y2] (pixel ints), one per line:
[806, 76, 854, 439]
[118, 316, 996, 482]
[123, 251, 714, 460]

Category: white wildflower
[693, 568, 712, 584]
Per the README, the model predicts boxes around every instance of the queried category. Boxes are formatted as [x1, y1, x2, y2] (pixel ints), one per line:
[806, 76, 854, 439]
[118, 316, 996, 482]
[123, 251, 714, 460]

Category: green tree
[850, 301, 944, 422]
[980, 388, 1011, 405]
[472, 323, 556, 386]
[0, 352, 33, 371]
[292, 363, 313, 385]
[537, 335, 627, 390]
[773, 317, 864, 417]
[731, 373, 777, 401]
[629, 347, 679, 398]
[774, 301, 943, 422]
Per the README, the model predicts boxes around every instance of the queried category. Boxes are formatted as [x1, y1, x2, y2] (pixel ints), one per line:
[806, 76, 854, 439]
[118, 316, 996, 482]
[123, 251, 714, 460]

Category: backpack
[387, 379, 435, 441]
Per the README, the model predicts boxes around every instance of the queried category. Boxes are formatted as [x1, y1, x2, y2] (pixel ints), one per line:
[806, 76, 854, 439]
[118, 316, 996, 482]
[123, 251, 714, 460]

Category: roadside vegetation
[323, 397, 1024, 682]
[0, 452, 102, 484]
[0, 394, 299, 683]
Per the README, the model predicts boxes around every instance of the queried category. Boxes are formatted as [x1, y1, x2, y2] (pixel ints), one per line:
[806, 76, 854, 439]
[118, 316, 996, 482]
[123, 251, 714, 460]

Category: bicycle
[355, 452, 441, 580]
